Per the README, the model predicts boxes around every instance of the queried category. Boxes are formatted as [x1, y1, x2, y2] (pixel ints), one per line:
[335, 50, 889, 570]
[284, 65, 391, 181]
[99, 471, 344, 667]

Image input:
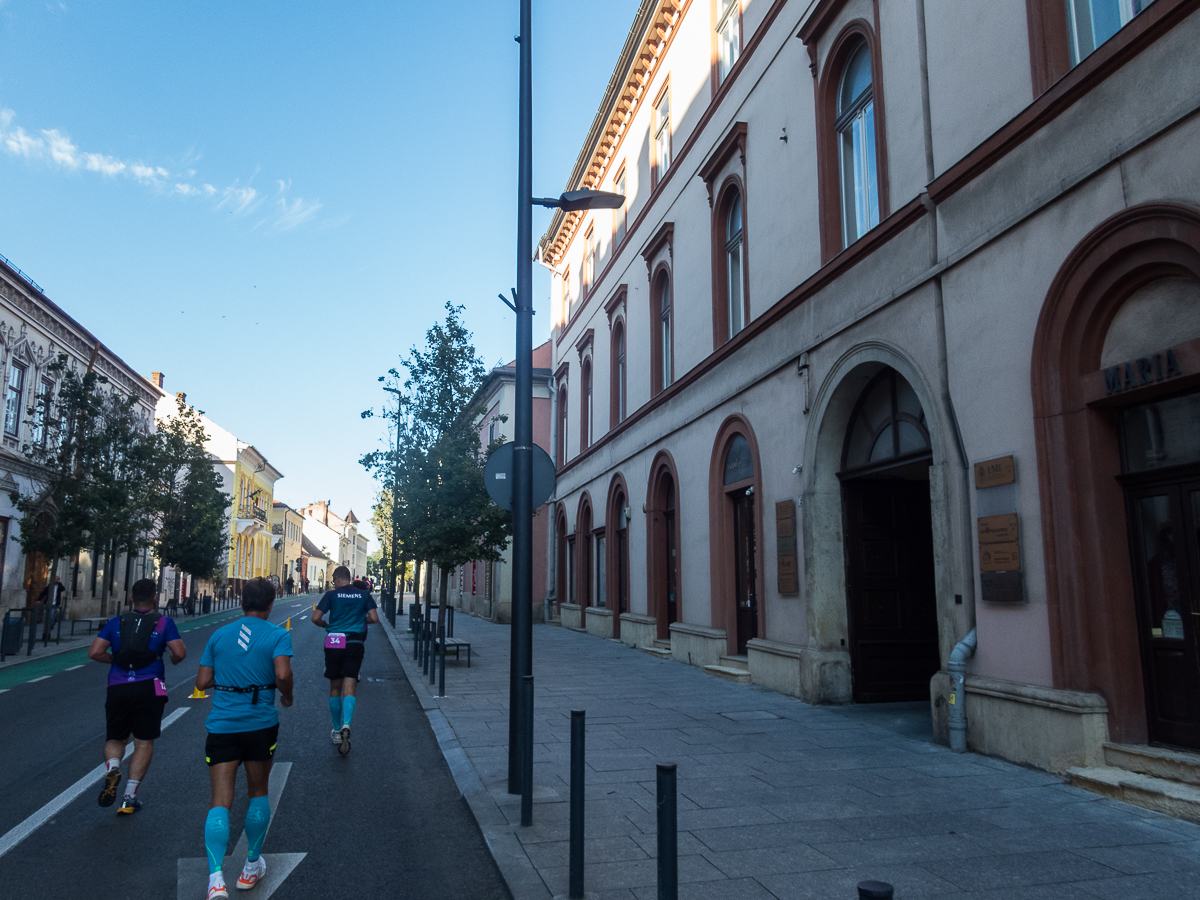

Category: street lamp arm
[532, 189, 625, 212]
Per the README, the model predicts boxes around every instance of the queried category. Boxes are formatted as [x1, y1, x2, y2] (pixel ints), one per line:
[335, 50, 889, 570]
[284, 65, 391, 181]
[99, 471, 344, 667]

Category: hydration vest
[112, 610, 165, 671]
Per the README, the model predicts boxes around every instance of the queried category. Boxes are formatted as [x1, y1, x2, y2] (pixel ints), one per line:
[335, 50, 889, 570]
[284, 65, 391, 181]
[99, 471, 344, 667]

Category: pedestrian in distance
[311, 565, 377, 755]
[194, 577, 294, 900]
[285, 575, 294, 597]
[88, 577, 187, 815]
[37, 574, 67, 630]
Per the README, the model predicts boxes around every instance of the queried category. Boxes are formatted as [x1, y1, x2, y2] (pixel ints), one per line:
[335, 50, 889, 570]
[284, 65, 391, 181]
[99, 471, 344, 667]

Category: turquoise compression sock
[244, 797, 271, 862]
[204, 807, 230, 875]
[329, 696, 343, 729]
[342, 696, 356, 727]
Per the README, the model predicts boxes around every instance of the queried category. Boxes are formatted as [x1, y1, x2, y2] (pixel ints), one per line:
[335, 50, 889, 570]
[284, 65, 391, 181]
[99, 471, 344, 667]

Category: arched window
[837, 42, 879, 248]
[841, 369, 930, 473]
[611, 322, 627, 427]
[580, 359, 592, 452]
[725, 192, 744, 338]
[556, 382, 568, 466]
[653, 271, 673, 394]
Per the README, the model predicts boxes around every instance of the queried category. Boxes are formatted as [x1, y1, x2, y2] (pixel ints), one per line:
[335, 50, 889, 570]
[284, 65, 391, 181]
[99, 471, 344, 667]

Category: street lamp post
[383, 387, 404, 612]
[508, 0, 624, 821]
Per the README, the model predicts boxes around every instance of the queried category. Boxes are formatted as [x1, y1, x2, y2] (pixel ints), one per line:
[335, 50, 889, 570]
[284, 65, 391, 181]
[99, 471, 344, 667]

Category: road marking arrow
[176, 762, 306, 900]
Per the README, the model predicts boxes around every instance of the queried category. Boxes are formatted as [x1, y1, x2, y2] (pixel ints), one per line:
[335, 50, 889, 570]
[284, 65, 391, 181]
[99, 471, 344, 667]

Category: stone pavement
[381, 608, 1200, 900]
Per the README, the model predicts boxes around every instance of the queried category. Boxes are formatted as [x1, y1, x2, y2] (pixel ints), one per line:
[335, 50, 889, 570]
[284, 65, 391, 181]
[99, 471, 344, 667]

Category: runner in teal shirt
[311, 566, 378, 754]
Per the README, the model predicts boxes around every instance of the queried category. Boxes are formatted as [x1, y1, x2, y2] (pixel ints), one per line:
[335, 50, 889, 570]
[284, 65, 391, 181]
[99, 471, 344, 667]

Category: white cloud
[0, 107, 324, 233]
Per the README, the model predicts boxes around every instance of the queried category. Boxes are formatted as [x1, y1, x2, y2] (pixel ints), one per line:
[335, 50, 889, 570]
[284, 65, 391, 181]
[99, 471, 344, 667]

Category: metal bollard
[569, 709, 585, 899]
[429, 621, 437, 685]
[437, 624, 446, 697]
[412, 607, 421, 659]
[448, 606, 455, 637]
[656, 763, 678, 900]
[422, 621, 431, 675]
[521, 674, 534, 827]
[857, 882, 894, 899]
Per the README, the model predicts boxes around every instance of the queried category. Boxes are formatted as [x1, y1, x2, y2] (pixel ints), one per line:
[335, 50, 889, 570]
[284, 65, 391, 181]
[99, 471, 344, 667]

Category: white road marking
[28, 676, 51, 682]
[0, 707, 190, 859]
[65, 665, 85, 671]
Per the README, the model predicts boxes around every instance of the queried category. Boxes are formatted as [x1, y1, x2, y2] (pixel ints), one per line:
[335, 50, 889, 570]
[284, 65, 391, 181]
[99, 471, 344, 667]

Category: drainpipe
[544, 375, 558, 624]
[948, 628, 977, 752]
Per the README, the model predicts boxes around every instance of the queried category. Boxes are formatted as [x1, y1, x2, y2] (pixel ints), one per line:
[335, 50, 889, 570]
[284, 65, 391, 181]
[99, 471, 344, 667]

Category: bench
[435, 637, 471, 667]
[71, 617, 109, 636]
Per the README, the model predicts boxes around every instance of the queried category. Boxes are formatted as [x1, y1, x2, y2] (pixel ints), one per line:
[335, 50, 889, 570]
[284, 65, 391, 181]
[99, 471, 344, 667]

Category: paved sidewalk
[383, 609, 1200, 900]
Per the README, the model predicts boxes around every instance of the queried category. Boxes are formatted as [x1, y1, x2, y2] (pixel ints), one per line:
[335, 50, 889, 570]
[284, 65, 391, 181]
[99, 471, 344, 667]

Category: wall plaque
[776, 500, 799, 595]
[979, 542, 1021, 572]
[981, 571, 1023, 604]
[974, 455, 1015, 489]
[978, 513, 1019, 545]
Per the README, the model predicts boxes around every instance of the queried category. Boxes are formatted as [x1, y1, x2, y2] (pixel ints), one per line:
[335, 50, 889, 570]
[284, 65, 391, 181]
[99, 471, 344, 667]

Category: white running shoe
[338, 725, 351, 755]
[207, 873, 229, 899]
[236, 857, 266, 891]
[330, 728, 342, 746]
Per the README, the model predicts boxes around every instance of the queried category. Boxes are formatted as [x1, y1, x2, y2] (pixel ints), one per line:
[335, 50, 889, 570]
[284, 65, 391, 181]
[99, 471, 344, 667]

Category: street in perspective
[2, 1, 1200, 898]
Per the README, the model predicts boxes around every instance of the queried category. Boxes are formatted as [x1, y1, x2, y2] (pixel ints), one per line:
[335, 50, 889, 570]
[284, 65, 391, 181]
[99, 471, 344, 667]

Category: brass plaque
[974, 455, 1016, 489]
[978, 514, 1019, 545]
[778, 554, 798, 595]
[776, 516, 794, 539]
[979, 542, 1021, 572]
[981, 570, 1023, 603]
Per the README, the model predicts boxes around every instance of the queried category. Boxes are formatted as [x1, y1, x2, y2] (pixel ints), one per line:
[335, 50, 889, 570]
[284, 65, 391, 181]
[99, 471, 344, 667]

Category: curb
[380, 615, 549, 900]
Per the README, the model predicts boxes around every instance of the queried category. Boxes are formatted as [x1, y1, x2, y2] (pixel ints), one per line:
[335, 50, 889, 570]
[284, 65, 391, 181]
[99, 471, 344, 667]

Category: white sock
[243, 857, 265, 874]
[105, 758, 120, 773]
[123, 779, 140, 799]
[209, 872, 225, 889]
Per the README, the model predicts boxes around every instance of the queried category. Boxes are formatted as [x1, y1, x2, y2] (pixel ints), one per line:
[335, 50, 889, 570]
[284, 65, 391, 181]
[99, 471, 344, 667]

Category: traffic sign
[484, 442, 556, 512]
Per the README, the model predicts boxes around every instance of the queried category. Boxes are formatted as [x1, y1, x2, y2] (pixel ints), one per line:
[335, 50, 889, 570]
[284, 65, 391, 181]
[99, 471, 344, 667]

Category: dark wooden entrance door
[665, 489, 678, 630]
[1123, 476, 1200, 750]
[732, 490, 758, 654]
[842, 478, 939, 702]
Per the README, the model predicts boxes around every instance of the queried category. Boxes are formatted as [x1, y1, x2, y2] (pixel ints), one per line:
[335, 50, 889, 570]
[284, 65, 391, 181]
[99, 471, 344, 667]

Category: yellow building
[271, 502, 305, 594]
[228, 446, 283, 595]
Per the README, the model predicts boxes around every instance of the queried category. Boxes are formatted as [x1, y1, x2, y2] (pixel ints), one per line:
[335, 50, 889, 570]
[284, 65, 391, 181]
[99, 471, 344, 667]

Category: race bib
[325, 633, 347, 649]
[153, 678, 168, 697]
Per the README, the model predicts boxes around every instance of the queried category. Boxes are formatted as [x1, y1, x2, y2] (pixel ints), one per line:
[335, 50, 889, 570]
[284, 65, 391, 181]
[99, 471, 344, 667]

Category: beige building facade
[542, 0, 1200, 777]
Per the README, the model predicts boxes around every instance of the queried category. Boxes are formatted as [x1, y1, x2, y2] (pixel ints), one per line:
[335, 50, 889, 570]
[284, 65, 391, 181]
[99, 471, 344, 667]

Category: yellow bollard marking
[284, 617, 291, 631]
[189, 686, 209, 699]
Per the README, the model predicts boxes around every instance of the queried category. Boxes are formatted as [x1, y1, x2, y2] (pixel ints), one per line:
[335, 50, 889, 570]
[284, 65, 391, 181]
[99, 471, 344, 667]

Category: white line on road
[0, 706, 190, 859]
[65, 665, 85, 671]
[28, 676, 51, 682]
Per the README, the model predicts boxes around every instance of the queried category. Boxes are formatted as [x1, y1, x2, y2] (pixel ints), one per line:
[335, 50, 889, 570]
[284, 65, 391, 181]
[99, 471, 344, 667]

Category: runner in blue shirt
[311, 565, 377, 754]
[88, 578, 187, 814]
[194, 577, 293, 900]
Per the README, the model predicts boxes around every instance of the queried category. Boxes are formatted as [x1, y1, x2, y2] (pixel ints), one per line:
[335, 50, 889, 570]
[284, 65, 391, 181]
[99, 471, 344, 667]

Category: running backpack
[112, 611, 164, 671]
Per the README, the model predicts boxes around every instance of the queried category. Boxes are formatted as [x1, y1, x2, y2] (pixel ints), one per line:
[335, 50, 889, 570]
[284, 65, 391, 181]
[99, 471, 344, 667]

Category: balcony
[239, 504, 268, 524]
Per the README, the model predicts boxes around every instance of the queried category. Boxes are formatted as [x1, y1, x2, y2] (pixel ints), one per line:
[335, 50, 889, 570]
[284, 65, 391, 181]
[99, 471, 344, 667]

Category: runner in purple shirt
[88, 578, 187, 814]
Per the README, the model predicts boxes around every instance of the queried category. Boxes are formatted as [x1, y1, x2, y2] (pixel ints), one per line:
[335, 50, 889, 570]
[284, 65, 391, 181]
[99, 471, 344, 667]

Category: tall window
[654, 272, 673, 393]
[563, 267, 573, 321]
[654, 88, 671, 185]
[557, 383, 569, 465]
[614, 166, 627, 244]
[580, 360, 592, 451]
[726, 192, 744, 338]
[612, 323, 627, 426]
[582, 226, 596, 296]
[717, 0, 740, 82]
[837, 43, 879, 248]
[31, 379, 53, 446]
[4, 364, 25, 438]
[1066, 0, 1154, 64]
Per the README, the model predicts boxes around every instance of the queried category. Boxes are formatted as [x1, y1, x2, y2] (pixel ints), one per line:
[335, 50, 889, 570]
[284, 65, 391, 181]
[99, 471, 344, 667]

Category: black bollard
[569, 710, 585, 899]
[438, 624, 446, 697]
[412, 607, 420, 658]
[422, 620, 431, 675]
[521, 675, 534, 827]
[657, 763, 678, 900]
[857, 882, 894, 899]
[429, 621, 437, 686]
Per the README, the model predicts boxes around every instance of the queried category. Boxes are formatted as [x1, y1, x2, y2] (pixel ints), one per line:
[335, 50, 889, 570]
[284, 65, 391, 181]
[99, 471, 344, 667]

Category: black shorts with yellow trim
[205, 724, 280, 766]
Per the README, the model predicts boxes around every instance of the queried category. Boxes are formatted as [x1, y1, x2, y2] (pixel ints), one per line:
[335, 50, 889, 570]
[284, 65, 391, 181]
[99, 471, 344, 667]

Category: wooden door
[732, 490, 758, 654]
[1124, 478, 1200, 749]
[842, 478, 939, 702]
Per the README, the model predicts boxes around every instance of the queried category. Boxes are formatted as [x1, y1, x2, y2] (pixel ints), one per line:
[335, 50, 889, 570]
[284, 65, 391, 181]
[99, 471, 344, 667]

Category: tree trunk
[438, 566, 449, 636]
[423, 561, 433, 622]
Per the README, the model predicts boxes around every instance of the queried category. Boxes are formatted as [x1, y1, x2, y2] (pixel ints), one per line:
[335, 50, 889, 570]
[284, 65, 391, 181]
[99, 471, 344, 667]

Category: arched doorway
[606, 476, 631, 639]
[648, 452, 681, 641]
[576, 494, 593, 625]
[555, 505, 570, 615]
[1032, 203, 1200, 747]
[710, 418, 764, 656]
[839, 368, 940, 702]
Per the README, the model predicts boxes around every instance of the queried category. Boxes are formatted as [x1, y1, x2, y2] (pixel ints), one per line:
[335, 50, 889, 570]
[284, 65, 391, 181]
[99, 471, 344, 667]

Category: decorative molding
[575, 328, 595, 358]
[604, 285, 629, 326]
[640, 221, 675, 276]
[698, 121, 748, 205]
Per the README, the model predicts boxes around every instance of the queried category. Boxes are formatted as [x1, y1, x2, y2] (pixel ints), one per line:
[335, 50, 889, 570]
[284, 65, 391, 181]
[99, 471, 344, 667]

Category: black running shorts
[323, 638, 365, 681]
[105, 680, 168, 741]
[205, 724, 280, 766]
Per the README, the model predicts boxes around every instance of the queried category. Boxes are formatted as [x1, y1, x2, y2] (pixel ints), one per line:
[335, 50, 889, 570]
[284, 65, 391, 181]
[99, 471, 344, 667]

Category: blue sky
[0, 0, 642, 547]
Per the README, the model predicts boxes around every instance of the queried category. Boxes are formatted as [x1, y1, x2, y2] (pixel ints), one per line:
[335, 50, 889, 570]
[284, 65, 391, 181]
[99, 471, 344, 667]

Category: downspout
[544, 374, 558, 624]
[948, 628, 977, 752]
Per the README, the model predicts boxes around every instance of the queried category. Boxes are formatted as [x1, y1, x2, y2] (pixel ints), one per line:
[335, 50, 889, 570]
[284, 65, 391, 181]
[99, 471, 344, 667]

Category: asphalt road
[0, 597, 511, 900]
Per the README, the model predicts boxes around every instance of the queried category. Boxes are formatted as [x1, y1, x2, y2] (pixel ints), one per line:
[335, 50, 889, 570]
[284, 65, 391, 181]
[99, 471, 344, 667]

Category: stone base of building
[585, 607, 614, 639]
[745, 640, 853, 703]
[559, 603, 582, 630]
[669, 622, 726, 668]
[618, 613, 656, 649]
[930, 671, 1109, 773]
